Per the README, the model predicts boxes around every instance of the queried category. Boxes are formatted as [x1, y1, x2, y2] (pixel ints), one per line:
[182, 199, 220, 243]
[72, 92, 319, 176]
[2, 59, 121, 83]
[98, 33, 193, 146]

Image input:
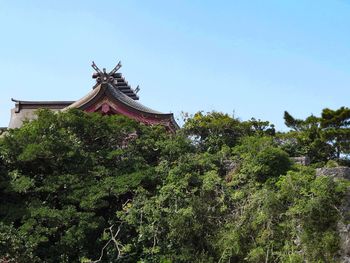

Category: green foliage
[244, 117, 275, 136]
[0, 223, 39, 262]
[233, 136, 291, 183]
[0, 109, 180, 262]
[321, 107, 350, 159]
[283, 107, 350, 164]
[283, 111, 333, 164]
[183, 112, 275, 153]
[116, 152, 230, 262]
[217, 166, 347, 262]
[183, 111, 246, 152]
[0, 108, 348, 262]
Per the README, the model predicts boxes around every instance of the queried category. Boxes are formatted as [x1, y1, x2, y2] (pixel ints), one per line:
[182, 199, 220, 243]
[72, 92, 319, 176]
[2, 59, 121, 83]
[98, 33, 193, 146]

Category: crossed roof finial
[92, 61, 122, 84]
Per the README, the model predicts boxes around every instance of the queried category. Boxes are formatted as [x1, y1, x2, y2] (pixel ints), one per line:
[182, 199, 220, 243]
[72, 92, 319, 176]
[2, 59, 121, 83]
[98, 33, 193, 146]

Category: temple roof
[64, 82, 179, 130]
[109, 86, 161, 114]
[95, 72, 139, 100]
[91, 61, 139, 100]
[8, 61, 179, 131]
[66, 83, 162, 115]
[11, 98, 74, 112]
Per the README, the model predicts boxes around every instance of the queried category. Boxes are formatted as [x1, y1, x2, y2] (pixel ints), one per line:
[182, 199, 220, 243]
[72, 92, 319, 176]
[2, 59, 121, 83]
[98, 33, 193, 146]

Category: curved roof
[108, 85, 163, 115]
[8, 65, 179, 130]
[64, 85, 101, 110]
[62, 83, 179, 130]
[64, 83, 169, 116]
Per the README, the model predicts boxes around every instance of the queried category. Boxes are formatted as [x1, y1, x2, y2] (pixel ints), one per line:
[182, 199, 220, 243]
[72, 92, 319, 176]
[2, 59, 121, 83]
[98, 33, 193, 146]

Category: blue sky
[1, 1, 350, 130]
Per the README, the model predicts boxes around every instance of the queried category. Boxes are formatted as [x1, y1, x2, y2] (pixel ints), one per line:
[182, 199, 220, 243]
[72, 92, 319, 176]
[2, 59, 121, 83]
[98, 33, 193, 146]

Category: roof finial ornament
[92, 61, 122, 85]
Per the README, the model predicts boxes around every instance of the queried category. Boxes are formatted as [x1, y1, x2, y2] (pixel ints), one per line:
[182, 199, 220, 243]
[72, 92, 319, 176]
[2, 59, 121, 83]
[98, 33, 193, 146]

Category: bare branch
[90, 223, 125, 263]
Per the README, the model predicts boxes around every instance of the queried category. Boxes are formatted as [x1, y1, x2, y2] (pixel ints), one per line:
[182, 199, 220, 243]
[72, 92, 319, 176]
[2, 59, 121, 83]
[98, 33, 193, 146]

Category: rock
[316, 167, 350, 180]
[291, 156, 310, 166]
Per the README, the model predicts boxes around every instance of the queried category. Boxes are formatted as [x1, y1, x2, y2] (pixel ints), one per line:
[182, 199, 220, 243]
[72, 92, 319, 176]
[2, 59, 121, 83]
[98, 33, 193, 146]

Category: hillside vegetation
[0, 108, 349, 262]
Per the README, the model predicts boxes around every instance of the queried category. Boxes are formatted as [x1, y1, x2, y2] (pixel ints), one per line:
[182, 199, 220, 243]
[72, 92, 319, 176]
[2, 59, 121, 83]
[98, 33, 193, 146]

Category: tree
[183, 111, 246, 152]
[232, 136, 291, 183]
[243, 118, 275, 136]
[0, 223, 39, 263]
[117, 152, 231, 262]
[218, 166, 347, 262]
[321, 107, 350, 159]
[0, 109, 180, 262]
[183, 112, 275, 153]
[282, 111, 334, 164]
[0, 108, 347, 262]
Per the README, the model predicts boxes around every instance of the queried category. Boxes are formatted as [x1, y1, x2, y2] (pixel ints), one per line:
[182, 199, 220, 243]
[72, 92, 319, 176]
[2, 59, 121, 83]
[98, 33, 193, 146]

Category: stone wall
[291, 156, 310, 166]
[316, 167, 350, 180]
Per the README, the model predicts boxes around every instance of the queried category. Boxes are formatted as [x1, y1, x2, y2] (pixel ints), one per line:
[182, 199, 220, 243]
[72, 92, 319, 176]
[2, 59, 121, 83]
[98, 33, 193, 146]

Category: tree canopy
[0, 108, 349, 262]
[283, 108, 350, 164]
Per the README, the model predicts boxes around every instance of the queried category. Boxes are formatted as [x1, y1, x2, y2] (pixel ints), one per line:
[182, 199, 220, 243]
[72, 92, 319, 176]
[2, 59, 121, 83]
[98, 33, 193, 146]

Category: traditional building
[7, 62, 179, 131]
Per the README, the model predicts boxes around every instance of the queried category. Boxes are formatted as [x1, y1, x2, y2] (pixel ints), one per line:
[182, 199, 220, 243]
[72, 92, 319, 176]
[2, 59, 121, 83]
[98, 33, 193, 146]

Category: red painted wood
[101, 103, 110, 114]
[85, 96, 174, 130]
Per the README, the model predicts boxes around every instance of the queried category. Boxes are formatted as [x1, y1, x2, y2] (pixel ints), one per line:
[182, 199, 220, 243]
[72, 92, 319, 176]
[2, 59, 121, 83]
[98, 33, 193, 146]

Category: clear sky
[1, 0, 350, 130]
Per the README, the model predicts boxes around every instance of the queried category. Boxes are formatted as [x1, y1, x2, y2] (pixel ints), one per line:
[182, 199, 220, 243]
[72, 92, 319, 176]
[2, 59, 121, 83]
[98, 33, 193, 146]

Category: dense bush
[0, 109, 348, 262]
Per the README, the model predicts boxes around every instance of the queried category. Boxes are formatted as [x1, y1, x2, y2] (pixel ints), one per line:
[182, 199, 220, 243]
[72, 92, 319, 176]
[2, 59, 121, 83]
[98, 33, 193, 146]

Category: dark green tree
[0, 109, 181, 262]
[182, 111, 247, 152]
[0, 108, 348, 263]
[321, 107, 350, 159]
[183, 111, 275, 153]
[282, 111, 334, 164]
